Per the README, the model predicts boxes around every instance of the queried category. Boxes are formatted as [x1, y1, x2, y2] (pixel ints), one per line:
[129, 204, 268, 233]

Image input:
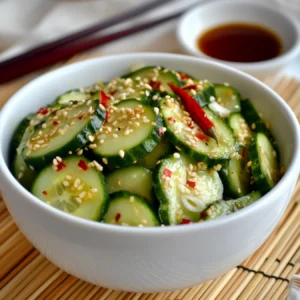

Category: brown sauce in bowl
[197, 23, 282, 63]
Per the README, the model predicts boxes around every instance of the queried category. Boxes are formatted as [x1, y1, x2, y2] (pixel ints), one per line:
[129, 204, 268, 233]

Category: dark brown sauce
[197, 23, 282, 63]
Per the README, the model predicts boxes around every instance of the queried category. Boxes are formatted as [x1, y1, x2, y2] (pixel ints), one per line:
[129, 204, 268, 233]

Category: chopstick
[0, 0, 174, 69]
[0, 10, 186, 84]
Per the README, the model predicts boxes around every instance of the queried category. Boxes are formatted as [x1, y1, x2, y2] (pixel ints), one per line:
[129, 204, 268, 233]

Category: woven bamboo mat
[0, 53, 299, 300]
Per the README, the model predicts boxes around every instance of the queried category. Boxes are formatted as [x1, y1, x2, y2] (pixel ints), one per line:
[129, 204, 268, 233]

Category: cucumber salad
[10, 66, 282, 227]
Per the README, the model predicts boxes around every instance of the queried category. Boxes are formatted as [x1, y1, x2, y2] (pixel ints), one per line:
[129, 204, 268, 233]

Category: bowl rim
[0, 52, 299, 234]
[177, 0, 300, 71]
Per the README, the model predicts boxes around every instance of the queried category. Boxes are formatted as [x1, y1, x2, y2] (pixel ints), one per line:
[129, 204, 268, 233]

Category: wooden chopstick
[0, 10, 185, 84]
[0, 0, 174, 69]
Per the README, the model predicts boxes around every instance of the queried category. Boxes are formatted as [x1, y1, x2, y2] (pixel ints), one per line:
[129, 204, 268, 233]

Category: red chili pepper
[181, 218, 191, 225]
[37, 107, 49, 115]
[163, 168, 172, 177]
[115, 213, 121, 222]
[149, 80, 161, 90]
[78, 159, 88, 171]
[56, 161, 66, 172]
[168, 83, 218, 142]
[195, 132, 208, 142]
[52, 120, 58, 126]
[183, 84, 198, 90]
[186, 181, 196, 188]
[42, 191, 47, 195]
[179, 72, 189, 80]
[241, 147, 246, 158]
[100, 90, 110, 108]
[167, 117, 176, 123]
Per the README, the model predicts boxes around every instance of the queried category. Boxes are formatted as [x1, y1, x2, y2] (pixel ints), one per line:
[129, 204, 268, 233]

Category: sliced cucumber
[122, 66, 180, 96]
[248, 132, 279, 194]
[214, 84, 241, 113]
[200, 191, 261, 221]
[106, 165, 154, 202]
[23, 99, 105, 169]
[153, 154, 223, 225]
[228, 113, 252, 146]
[92, 99, 162, 168]
[32, 156, 108, 221]
[160, 97, 236, 166]
[12, 153, 37, 189]
[219, 147, 250, 198]
[56, 89, 90, 105]
[103, 191, 159, 227]
[137, 139, 173, 169]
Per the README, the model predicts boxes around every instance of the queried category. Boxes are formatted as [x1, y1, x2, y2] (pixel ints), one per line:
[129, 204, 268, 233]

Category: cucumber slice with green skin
[12, 153, 37, 190]
[23, 99, 105, 169]
[106, 165, 154, 202]
[137, 139, 173, 169]
[56, 89, 90, 105]
[103, 191, 160, 227]
[160, 97, 236, 166]
[228, 113, 252, 146]
[219, 146, 250, 198]
[248, 132, 279, 194]
[32, 156, 108, 221]
[214, 84, 241, 113]
[122, 66, 180, 96]
[92, 99, 163, 168]
[200, 191, 261, 221]
[153, 154, 223, 225]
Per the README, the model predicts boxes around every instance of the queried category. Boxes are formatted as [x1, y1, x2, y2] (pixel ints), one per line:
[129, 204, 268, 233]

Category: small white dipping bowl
[0, 53, 299, 293]
[177, 0, 300, 78]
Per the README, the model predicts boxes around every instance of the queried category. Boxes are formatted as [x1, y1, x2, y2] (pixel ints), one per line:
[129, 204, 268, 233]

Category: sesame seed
[247, 161, 252, 167]
[42, 123, 47, 129]
[112, 133, 118, 138]
[79, 191, 86, 199]
[88, 143, 97, 149]
[66, 175, 72, 180]
[99, 104, 106, 111]
[93, 160, 103, 171]
[209, 96, 216, 102]
[173, 153, 180, 159]
[91, 188, 98, 193]
[238, 188, 241, 193]
[99, 139, 104, 144]
[56, 156, 62, 162]
[63, 181, 69, 186]
[251, 123, 256, 130]
[138, 224, 144, 228]
[17, 172, 23, 179]
[88, 135, 95, 142]
[273, 150, 277, 157]
[119, 149, 125, 158]
[75, 197, 82, 204]
[53, 158, 58, 166]
[102, 158, 108, 164]
[129, 196, 135, 203]
[77, 149, 83, 155]
[154, 107, 159, 115]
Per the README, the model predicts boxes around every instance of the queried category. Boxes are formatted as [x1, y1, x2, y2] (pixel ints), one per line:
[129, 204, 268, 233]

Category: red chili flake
[110, 89, 117, 96]
[195, 132, 209, 142]
[200, 211, 208, 218]
[56, 161, 66, 172]
[115, 213, 121, 222]
[52, 120, 58, 126]
[188, 122, 195, 129]
[42, 191, 48, 195]
[181, 218, 191, 225]
[183, 84, 198, 90]
[186, 181, 196, 188]
[149, 80, 161, 90]
[179, 72, 189, 80]
[78, 159, 88, 171]
[163, 168, 172, 177]
[158, 128, 165, 136]
[105, 110, 110, 123]
[37, 107, 49, 115]
[167, 117, 176, 123]
[100, 90, 110, 108]
[78, 115, 83, 120]
[241, 148, 246, 158]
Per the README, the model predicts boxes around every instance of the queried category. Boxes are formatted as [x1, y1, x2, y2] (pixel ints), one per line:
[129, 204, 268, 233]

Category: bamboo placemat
[0, 53, 299, 300]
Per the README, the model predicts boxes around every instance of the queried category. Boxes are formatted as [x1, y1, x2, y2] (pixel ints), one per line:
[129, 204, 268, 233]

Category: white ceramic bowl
[177, 0, 300, 78]
[0, 53, 299, 293]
